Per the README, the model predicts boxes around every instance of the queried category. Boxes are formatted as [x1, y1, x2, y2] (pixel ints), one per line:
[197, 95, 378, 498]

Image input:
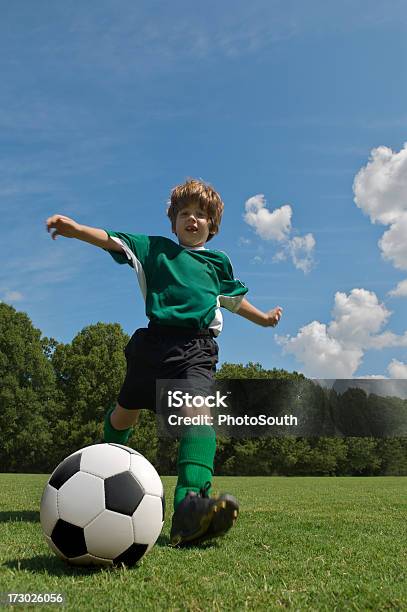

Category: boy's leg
[174, 424, 216, 509]
[103, 403, 139, 444]
[170, 418, 239, 547]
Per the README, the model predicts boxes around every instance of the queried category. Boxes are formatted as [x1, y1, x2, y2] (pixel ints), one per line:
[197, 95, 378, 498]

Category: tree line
[0, 303, 406, 475]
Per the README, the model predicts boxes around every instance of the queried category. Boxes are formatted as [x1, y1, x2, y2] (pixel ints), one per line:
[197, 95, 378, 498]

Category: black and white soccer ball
[40, 444, 165, 567]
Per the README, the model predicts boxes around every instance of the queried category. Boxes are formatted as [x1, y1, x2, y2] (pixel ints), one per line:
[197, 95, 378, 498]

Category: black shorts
[118, 323, 219, 412]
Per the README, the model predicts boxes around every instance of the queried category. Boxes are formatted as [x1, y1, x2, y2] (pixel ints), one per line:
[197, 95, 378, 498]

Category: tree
[266, 437, 312, 475]
[376, 438, 407, 475]
[0, 303, 56, 471]
[216, 361, 305, 381]
[49, 322, 130, 462]
[301, 438, 347, 475]
[129, 410, 159, 467]
[2, 305, 407, 476]
[342, 437, 381, 475]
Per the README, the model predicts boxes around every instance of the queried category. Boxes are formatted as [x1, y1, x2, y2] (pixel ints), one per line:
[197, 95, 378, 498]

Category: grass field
[0, 475, 406, 611]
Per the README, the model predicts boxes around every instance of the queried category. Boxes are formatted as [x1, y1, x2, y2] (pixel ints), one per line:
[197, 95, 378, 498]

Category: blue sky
[1, 1, 407, 378]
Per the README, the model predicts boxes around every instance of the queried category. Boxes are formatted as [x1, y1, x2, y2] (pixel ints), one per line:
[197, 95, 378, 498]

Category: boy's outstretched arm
[45, 214, 123, 252]
[236, 298, 283, 328]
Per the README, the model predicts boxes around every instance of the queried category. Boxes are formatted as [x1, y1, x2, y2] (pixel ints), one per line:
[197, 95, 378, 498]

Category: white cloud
[388, 359, 407, 378]
[353, 144, 407, 270]
[243, 194, 315, 274]
[277, 288, 406, 378]
[367, 330, 407, 349]
[328, 289, 391, 348]
[244, 195, 292, 241]
[388, 278, 407, 298]
[276, 320, 364, 378]
[238, 236, 251, 246]
[379, 213, 407, 270]
[2, 290, 24, 302]
[272, 250, 287, 263]
[286, 234, 316, 274]
[358, 374, 387, 379]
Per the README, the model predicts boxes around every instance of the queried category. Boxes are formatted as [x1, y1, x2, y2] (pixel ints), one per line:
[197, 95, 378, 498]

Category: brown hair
[167, 178, 224, 242]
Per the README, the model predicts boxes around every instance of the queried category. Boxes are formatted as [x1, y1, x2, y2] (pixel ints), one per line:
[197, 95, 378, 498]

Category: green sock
[174, 425, 216, 510]
[103, 406, 132, 444]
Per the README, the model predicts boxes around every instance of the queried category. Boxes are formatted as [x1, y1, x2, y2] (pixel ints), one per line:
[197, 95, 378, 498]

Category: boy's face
[174, 201, 211, 247]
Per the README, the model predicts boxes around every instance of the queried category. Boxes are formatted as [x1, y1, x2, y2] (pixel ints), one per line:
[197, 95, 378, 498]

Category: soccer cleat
[169, 482, 239, 547]
[191, 492, 239, 545]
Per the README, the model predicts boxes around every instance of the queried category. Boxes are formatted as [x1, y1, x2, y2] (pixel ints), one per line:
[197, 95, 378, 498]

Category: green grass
[0, 475, 406, 611]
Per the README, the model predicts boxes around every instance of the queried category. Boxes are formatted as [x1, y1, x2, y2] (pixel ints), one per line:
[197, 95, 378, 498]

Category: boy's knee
[110, 403, 140, 430]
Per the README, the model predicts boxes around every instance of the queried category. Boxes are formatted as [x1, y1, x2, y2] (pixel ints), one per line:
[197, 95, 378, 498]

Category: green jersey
[105, 232, 248, 336]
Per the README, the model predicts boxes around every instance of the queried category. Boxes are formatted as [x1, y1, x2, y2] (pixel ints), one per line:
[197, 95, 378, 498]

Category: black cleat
[193, 492, 239, 545]
[170, 482, 239, 547]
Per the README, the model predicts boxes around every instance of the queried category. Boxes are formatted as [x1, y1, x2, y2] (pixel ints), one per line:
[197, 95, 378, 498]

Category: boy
[46, 179, 282, 546]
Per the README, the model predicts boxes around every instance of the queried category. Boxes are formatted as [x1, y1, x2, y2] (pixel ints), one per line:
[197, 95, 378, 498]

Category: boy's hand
[266, 307, 283, 327]
[236, 298, 283, 328]
[45, 217, 122, 251]
[46, 215, 81, 240]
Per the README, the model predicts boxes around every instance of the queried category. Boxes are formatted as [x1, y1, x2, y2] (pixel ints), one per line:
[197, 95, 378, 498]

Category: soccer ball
[40, 443, 165, 567]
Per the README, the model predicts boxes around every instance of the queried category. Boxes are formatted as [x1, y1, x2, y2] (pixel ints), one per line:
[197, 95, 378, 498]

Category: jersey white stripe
[218, 293, 245, 313]
[111, 237, 147, 303]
